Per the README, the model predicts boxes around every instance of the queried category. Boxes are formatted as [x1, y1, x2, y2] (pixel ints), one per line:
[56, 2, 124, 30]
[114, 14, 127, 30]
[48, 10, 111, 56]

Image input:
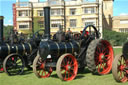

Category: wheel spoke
[105, 55, 111, 60]
[98, 62, 102, 70]
[69, 59, 73, 65]
[68, 70, 73, 76]
[121, 76, 128, 82]
[68, 71, 70, 78]
[100, 63, 104, 70]
[103, 48, 108, 54]
[97, 47, 102, 53]
[64, 70, 67, 79]
[62, 60, 66, 66]
[44, 70, 46, 76]
[120, 71, 123, 78]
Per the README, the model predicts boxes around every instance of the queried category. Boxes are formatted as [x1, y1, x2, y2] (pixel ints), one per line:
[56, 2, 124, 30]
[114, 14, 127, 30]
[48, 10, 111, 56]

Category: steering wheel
[33, 29, 44, 39]
[82, 25, 100, 39]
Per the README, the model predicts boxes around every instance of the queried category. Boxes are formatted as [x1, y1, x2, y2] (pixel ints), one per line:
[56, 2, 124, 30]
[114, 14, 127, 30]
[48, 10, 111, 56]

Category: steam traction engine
[33, 7, 114, 81]
[0, 16, 43, 75]
[112, 43, 128, 83]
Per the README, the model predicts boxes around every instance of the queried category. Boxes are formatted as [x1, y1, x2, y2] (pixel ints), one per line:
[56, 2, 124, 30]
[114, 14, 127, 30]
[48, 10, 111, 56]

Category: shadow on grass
[50, 74, 59, 78]
[0, 71, 4, 73]
[50, 68, 91, 80]
[20, 69, 33, 76]
[78, 68, 91, 74]
[75, 75, 85, 80]
[50, 73, 85, 80]
[91, 69, 112, 76]
[78, 67, 113, 76]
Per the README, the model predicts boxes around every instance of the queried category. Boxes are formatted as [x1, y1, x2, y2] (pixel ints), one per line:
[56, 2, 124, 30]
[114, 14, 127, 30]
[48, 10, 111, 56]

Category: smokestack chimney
[44, 6, 51, 39]
[0, 16, 4, 44]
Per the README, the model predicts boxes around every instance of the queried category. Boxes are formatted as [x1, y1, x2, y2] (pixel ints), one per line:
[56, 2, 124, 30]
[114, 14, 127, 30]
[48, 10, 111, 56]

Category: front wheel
[3, 53, 25, 76]
[56, 53, 78, 81]
[112, 55, 128, 83]
[33, 55, 53, 78]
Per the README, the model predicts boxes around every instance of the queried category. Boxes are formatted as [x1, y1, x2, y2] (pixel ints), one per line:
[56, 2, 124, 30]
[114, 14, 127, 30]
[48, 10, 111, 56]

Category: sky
[0, 0, 128, 25]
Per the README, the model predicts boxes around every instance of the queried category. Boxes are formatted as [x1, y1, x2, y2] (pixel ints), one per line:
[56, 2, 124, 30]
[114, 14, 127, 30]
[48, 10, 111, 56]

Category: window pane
[38, 21, 44, 28]
[84, 7, 95, 14]
[19, 11, 29, 17]
[51, 20, 62, 28]
[19, 25, 28, 29]
[51, 9, 63, 15]
[70, 19, 76, 27]
[85, 22, 94, 26]
[38, 10, 44, 16]
[70, 9, 76, 15]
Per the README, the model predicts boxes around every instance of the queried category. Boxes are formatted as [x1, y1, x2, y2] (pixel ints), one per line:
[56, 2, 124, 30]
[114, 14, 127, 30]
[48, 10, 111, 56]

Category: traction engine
[33, 6, 114, 81]
[0, 16, 43, 75]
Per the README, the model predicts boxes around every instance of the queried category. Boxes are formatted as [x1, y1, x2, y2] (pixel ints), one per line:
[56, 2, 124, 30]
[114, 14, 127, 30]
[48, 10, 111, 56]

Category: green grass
[113, 48, 122, 56]
[0, 48, 127, 85]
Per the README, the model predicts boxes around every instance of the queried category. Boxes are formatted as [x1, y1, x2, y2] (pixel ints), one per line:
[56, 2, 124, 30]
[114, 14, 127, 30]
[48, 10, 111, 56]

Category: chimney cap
[0, 16, 4, 20]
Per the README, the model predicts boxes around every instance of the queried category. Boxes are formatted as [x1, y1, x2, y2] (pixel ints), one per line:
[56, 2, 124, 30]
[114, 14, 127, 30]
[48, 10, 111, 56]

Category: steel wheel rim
[5, 55, 24, 75]
[34, 56, 52, 78]
[57, 54, 78, 81]
[95, 40, 113, 74]
[117, 55, 128, 82]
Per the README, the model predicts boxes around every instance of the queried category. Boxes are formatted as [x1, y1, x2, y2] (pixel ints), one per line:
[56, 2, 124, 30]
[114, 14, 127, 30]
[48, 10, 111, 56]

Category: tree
[3, 25, 13, 39]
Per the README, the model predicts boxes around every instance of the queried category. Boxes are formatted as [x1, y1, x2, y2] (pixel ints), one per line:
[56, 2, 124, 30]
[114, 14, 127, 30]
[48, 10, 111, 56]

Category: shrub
[103, 29, 128, 46]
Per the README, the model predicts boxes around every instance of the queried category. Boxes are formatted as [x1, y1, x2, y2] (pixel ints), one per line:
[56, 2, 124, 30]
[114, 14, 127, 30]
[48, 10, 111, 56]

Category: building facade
[113, 16, 128, 33]
[13, 0, 114, 34]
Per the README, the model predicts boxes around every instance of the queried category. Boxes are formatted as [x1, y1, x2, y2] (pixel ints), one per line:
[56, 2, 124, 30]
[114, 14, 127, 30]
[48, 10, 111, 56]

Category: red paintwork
[95, 40, 114, 75]
[38, 59, 52, 78]
[60, 54, 78, 81]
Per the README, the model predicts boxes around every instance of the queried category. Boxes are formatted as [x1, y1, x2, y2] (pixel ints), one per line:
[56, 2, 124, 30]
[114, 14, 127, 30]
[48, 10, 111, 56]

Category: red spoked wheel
[112, 55, 128, 83]
[33, 55, 52, 78]
[86, 39, 114, 75]
[95, 40, 114, 74]
[56, 53, 78, 81]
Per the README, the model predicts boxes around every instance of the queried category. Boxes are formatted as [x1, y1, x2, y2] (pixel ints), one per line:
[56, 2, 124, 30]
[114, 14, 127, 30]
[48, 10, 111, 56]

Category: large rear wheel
[86, 39, 114, 75]
[56, 53, 78, 81]
[112, 55, 128, 83]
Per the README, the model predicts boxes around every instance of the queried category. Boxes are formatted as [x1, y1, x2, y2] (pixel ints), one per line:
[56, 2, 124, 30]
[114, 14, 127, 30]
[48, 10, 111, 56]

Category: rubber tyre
[86, 39, 114, 75]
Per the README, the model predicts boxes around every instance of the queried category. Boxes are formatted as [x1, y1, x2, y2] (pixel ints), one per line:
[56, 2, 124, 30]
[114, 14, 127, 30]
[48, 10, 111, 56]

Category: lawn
[0, 48, 127, 85]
